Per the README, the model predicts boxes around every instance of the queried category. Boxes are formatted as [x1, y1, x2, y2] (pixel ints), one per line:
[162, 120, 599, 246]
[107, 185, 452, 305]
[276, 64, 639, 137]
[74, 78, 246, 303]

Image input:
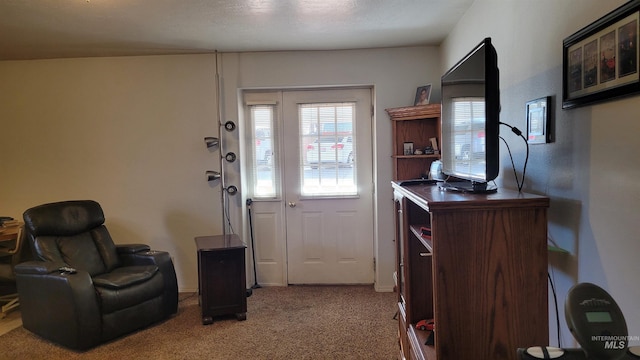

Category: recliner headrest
[23, 200, 105, 237]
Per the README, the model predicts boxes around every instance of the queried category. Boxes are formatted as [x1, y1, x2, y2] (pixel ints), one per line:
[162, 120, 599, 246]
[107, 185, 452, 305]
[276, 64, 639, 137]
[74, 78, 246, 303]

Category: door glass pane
[249, 105, 279, 198]
[299, 103, 356, 197]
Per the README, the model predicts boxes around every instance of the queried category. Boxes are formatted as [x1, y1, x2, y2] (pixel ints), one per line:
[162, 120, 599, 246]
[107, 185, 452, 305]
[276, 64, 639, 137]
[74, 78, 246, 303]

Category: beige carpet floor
[0, 285, 398, 359]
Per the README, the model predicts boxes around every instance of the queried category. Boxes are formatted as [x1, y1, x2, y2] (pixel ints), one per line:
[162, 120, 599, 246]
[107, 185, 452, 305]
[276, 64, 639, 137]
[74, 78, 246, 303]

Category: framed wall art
[526, 97, 551, 144]
[562, 0, 640, 109]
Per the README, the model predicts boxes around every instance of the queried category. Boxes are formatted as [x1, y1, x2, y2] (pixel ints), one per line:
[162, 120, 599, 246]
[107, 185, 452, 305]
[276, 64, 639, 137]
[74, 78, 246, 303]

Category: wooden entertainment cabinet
[392, 182, 549, 360]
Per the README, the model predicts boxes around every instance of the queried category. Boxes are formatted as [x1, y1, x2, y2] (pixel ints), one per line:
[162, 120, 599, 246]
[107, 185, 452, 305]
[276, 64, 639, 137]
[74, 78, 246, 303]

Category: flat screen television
[440, 37, 500, 193]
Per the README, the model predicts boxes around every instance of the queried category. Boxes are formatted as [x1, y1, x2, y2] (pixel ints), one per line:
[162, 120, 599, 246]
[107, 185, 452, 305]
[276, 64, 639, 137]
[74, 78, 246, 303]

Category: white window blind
[249, 104, 279, 198]
[298, 102, 357, 197]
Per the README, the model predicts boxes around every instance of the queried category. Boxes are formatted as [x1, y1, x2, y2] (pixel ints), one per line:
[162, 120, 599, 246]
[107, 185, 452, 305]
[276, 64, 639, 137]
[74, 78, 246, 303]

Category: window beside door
[249, 104, 279, 198]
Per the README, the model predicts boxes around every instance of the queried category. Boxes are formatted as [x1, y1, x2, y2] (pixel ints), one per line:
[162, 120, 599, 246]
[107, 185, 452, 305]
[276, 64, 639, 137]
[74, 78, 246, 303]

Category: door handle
[288, 202, 296, 208]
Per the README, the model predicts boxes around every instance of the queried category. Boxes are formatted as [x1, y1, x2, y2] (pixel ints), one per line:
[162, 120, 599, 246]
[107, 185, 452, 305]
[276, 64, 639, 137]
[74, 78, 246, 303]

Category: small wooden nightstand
[195, 234, 248, 325]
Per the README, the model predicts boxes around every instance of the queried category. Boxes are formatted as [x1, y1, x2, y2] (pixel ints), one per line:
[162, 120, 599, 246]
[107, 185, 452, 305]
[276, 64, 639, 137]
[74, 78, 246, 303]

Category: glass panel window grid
[451, 98, 486, 175]
[250, 105, 279, 198]
[299, 103, 357, 197]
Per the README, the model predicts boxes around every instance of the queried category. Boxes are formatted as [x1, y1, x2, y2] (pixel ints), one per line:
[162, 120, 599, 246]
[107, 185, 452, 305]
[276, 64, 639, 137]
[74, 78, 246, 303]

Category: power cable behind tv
[499, 122, 529, 192]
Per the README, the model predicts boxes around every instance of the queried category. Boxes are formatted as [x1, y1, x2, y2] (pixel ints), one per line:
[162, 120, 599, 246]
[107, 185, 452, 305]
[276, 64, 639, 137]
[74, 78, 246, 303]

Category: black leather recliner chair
[16, 200, 178, 350]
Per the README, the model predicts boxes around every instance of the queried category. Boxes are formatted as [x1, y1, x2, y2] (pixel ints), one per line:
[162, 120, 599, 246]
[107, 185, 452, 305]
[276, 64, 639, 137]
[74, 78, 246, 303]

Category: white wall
[0, 55, 221, 292]
[0, 47, 441, 293]
[442, 0, 639, 347]
[219, 47, 441, 291]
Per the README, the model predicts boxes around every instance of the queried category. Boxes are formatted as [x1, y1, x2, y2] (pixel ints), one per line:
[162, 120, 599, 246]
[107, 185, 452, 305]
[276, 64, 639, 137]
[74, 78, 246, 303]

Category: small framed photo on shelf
[526, 97, 551, 144]
[403, 142, 414, 155]
[414, 84, 432, 106]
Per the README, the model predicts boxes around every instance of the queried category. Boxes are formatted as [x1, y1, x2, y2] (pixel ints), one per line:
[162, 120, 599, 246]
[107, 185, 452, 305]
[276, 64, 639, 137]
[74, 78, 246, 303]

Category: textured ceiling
[0, 0, 474, 60]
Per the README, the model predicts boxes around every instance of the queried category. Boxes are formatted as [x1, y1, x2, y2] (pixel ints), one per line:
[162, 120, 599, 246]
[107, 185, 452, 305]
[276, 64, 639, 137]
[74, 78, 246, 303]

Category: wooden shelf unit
[386, 104, 441, 181]
[393, 182, 549, 360]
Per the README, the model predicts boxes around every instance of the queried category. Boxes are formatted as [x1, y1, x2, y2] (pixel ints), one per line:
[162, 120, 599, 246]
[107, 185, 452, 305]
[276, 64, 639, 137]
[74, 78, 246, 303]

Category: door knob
[288, 202, 296, 208]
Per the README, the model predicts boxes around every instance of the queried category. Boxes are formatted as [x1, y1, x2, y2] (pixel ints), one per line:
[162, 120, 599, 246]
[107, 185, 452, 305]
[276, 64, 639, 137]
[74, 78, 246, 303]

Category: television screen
[440, 38, 500, 192]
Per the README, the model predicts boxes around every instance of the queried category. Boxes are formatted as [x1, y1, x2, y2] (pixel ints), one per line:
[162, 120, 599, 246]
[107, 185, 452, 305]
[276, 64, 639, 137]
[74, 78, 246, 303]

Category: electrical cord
[499, 122, 529, 192]
[501, 122, 558, 346]
[548, 271, 562, 347]
[224, 189, 235, 234]
[178, 292, 197, 303]
[246, 198, 261, 289]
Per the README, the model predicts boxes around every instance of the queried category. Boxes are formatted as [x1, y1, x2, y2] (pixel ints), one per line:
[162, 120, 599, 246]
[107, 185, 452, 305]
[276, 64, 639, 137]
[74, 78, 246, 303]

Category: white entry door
[282, 88, 374, 284]
[243, 88, 374, 285]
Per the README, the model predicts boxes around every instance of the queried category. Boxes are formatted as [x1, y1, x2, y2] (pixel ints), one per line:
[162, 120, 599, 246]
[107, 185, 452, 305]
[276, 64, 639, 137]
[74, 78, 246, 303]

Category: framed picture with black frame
[562, 0, 640, 109]
[526, 97, 551, 144]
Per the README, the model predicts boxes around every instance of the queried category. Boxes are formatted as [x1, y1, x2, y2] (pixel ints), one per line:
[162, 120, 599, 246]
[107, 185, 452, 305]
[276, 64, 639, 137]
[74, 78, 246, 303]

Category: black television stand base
[438, 181, 497, 193]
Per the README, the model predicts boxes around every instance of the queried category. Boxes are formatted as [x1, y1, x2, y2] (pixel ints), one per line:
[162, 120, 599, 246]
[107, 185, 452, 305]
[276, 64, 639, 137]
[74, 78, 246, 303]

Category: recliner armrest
[116, 244, 151, 254]
[117, 250, 178, 315]
[15, 261, 102, 350]
[15, 260, 68, 275]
